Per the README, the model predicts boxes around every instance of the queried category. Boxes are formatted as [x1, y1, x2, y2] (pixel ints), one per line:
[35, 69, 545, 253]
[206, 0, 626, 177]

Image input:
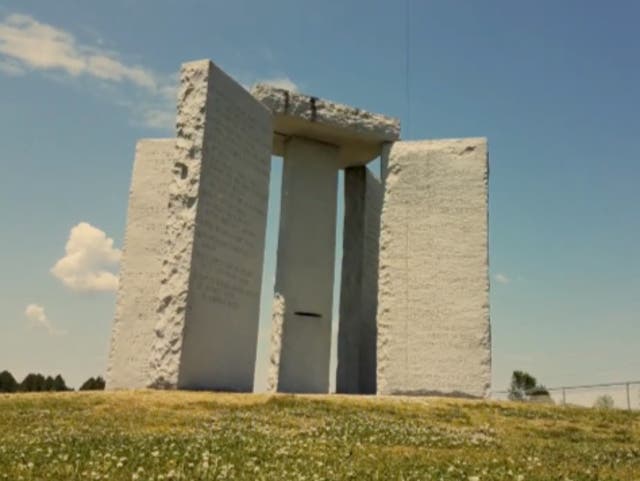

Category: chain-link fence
[491, 381, 640, 410]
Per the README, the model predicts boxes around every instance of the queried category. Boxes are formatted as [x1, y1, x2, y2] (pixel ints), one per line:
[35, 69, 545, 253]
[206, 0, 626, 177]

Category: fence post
[626, 383, 631, 411]
[562, 388, 566, 406]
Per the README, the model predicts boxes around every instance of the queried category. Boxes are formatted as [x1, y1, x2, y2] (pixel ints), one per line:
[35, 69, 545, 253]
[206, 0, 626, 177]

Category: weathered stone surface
[106, 139, 175, 390]
[266, 293, 285, 393]
[360, 169, 383, 394]
[270, 137, 339, 393]
[251, 84, 400, 166]
[149, 60, 272, 391]
[336, 167, 382, 394]
[377, 138, 491, 398]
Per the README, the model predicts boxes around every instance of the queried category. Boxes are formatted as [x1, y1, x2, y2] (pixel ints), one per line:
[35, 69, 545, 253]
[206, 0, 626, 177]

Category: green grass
[0, 391, 638, 480]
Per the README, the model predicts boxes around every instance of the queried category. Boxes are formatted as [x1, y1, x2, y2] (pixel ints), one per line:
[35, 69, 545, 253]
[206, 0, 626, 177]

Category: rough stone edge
[106, 140, 146, 389]
[360, 168, 383, 394]
[376, 140, 398, 396]
[148, 60, 212, 388]
[251, 84, 400, 142]
[266, 293, 285, 393]
[106, 138, 175, 390]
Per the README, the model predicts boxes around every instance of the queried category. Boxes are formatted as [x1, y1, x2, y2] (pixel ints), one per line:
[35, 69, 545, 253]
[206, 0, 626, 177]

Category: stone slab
[269, 137, 339, 393]
[377, 138, 491, 398]
[149, 59, 272, 391]
[336, 167, 382, 394]
[360, 169, 383, 394]
[251, 84, 400, 166]
[106, 139, 175, 390]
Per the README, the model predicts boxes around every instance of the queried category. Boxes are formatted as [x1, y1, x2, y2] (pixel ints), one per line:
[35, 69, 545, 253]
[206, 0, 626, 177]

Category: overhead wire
[405, 0, 411, 139]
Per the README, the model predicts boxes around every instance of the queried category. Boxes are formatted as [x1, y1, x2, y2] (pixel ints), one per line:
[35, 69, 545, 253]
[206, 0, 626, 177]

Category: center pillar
[271, 137, 340, 393]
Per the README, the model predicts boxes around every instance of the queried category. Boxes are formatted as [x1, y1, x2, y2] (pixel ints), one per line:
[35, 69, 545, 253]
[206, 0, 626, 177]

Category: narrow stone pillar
[337, 167, 382, 394]
[336, 167, 366, 394]
[359, 170, 383, 393]
[377, 138, 491, 398]
[270, 137, 340, 393]
[106, 139, 175, 390]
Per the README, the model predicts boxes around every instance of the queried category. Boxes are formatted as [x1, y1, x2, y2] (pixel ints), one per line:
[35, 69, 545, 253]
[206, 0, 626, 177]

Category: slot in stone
[294, 311, 322, 318]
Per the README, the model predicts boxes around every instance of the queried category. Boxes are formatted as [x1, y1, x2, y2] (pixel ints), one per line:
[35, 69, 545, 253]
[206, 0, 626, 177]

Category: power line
[405, 0, 411, 140]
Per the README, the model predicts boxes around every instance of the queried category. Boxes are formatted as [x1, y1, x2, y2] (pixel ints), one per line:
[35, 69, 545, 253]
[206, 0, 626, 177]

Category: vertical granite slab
[150, 60, 272, 391]
[106, 139, 175, 390]
[270, 137, 340, 393]
[377, 138, 491, 398]
[336, 167, 366, 394]
[337, 167, 382, 394]
[360, 169, 383, 393]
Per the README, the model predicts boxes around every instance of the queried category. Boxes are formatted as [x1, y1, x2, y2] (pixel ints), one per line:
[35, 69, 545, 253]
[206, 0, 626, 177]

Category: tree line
[0, 370, 105, 393]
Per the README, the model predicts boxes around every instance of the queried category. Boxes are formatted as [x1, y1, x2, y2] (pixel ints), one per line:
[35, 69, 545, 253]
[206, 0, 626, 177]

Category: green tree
[528, 385, 554, 404]
[0, 370, 18, 392]
[20, 373, 46, 392]
[43, 376, 55, 391]
[507, 371, 553, 403]
[17, 373, 69, 392]
[79, 376, 106, 391]
[508, 371, 537, 401]
[94, 376, 106, 390]
[52, 374, 69, 391]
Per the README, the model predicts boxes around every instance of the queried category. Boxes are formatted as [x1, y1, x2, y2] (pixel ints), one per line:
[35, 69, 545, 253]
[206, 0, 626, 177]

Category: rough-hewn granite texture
[270, 137, 339, 393]
[377, 138, 491, 398]
[266, 293, 285, 393]
[106, 139, 175, 390]
[251, 84, 400, 166]
[336, 167, 382, 394]
[149, 60, 272, 390]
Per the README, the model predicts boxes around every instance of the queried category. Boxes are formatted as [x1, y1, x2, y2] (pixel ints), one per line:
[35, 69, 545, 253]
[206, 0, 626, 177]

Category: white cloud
[494, 273, 511, 284]
[0, 13, 157, 88]
[24, 303, 63, 335]
[0, 14, 305, 129]
[51, 222, 121, 292]
[25, 303, 48, 325]
[255, 76, 299, 92]
[0, 13, 175, 129]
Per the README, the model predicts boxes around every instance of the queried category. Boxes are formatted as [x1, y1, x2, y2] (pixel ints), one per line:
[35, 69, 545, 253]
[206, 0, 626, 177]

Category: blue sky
[0, 0, 638, 394]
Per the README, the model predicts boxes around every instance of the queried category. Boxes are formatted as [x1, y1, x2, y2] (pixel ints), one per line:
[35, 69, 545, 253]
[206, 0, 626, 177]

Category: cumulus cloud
[0, 13, 175, 129]
[0, 14, 155, 87]
[24, 303, 63, 335]
[51, 222, 121, 292]
[494, 273, 511, 284]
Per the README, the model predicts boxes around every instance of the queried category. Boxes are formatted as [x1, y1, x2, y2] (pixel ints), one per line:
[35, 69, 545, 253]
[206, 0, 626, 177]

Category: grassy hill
[0, 391, 638, 480]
